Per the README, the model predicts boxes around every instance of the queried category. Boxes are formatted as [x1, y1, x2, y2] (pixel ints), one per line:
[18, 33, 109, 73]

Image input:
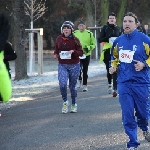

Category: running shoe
[62, 101, 69, 114]
[108, 86, 112, 94]
[76, 80, 82, 88]
[143, 129, 150, 142]
[127, 147, 136, 150]
[112, 90, 117, 97]
[82, 85, 88, 92]
[70, 103, 77, 113]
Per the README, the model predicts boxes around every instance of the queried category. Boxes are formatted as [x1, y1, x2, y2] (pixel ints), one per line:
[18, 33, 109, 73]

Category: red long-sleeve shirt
[54, 35, 83, 64]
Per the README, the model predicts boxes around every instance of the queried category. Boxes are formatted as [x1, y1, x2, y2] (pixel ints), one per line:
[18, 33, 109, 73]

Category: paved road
[0, 75, 149, 150]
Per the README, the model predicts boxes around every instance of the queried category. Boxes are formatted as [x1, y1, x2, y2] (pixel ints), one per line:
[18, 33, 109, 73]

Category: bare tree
[11, 0, 47, 80]
[24, 0, 47, 26]
[24, 0, 47, 75]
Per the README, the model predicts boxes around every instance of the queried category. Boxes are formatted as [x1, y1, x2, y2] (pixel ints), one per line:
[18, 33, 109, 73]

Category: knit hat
[61, 21, 74, 31]
[78, 20, 85, 26]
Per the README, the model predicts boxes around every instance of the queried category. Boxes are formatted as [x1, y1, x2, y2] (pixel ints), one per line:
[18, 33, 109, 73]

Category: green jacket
[73, 29, 96, 56]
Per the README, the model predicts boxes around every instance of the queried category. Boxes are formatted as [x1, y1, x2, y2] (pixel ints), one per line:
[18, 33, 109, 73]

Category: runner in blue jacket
[109, 12, 150, 150]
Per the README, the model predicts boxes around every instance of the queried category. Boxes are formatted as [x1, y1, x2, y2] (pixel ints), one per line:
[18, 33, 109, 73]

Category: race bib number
[109, 37, 117, 45]
[119, 49, 135, 63]
[60, 51, 71, 59]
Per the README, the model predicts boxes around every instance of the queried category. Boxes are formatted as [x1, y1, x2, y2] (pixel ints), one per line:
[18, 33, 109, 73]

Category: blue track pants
[118, 83, 150, 148]
[58, 63, 80, 104]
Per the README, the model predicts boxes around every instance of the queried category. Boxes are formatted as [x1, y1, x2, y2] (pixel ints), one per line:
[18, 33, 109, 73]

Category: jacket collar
[124, 29, 138, 38]
[107, 22, 116, 29]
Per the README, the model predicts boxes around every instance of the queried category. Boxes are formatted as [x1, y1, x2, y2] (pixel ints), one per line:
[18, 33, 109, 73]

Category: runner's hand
[53, 54, 58, 59]
[109, 67, 117, 74]
[66, 50, 74, 55]
[133, 60, 145, 71]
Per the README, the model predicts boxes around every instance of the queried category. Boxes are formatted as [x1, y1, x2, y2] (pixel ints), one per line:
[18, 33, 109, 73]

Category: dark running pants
[104, 59, 117, 90]
[78, 55, 90, 85]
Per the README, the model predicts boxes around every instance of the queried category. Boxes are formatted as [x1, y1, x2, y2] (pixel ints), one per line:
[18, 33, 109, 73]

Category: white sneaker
[76, 80, 82, 88]
[108, 86, 112, 94]
[143, 129, 150, 142]
[82, 85, 88, 92]
[62, 101, 69, 114]
[70, 103, 77, 113]
[127, 147, 136, 150]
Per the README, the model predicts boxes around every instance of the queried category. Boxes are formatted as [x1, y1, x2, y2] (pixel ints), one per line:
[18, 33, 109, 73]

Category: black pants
[103, 48, 117, 90]
[112, 73, 117, 90]
[104, 59, 112, 85]
[79, 55, 90, 85]
[0, 95, 2, 102]
[104, 58, 117, 90]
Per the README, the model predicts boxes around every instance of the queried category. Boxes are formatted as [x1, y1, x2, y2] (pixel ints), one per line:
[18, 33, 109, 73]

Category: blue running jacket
[111, 29, 150, 84]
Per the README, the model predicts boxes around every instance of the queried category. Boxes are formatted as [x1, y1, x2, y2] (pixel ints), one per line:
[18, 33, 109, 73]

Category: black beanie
[78, 20, 85, 26]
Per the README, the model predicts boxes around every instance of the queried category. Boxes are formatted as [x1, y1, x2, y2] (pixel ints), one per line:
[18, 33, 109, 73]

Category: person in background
[0, 14, 17, 117]
[98, 12, 121, 97]
[109, 12, 150, 150]
[73, 20, 96, 92]
[4, 41, 17, 79]
[137, 19, 146, 34]
[0, 41, 17, 116]
[54, 21, 83, 113]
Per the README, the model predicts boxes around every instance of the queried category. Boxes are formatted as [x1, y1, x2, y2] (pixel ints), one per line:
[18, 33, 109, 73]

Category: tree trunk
[117, 0, 127, 26]
[84, 0, 94, 27]
[12, 0, 28, 80]
[84, 0, 95, 58]
[100, 0, 109, 26]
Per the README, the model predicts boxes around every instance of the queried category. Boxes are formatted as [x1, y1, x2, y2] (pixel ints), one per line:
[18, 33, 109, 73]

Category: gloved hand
[83, 45, 89, 53]
[84, 48, 88, 53]
[0, 13, 10, 51]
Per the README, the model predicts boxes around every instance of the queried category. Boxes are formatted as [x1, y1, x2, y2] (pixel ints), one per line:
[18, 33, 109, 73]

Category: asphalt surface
[0, 75, 150, 150]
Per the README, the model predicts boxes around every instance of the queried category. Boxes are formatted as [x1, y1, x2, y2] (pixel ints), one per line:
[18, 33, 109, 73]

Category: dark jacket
[111, 29, 150, 83]
[4, 41, 17, 77]
[98, 23, 121, 61]
[137, 25, 146, 34]
[98, 23, 121, 43]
